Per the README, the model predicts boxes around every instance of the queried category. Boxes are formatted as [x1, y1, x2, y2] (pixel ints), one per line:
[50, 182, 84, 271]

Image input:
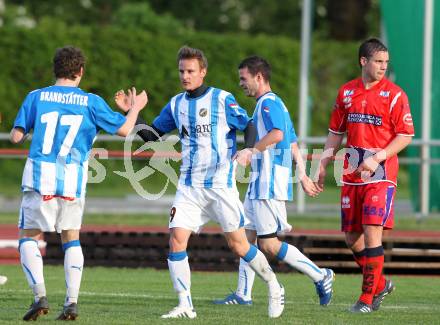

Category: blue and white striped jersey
[152, 87, 250, 188]
[247, 92, 297, 200]
[13, 85, 126, 198]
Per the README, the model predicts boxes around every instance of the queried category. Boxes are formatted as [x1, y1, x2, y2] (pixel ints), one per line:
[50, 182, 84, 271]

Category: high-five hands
[115, 87, 148, 112]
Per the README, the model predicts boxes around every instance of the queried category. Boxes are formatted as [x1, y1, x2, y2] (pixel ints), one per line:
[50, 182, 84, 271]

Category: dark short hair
[177, 46, 208, 70]
[238, 56, 271, 82]
[358, 38, 388, 67]
[53, 46, 86, 80]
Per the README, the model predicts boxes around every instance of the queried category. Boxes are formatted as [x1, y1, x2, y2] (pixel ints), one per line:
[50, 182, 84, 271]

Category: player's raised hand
[129, 87, 148, 111]
[300, 175, 321, 197]
[114, 89, 130, 112]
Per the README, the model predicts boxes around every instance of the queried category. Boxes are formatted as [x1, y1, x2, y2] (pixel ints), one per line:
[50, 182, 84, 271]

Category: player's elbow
[271, 129, 284, 143]
[399, 135, 413, 148]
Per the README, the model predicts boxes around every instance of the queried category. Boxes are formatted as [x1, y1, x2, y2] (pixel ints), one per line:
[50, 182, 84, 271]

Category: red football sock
[353, 249, 386, 295]
[353, 249, 366, 268]
[375, 272, 386, 294]
[358, 246, 384, 305]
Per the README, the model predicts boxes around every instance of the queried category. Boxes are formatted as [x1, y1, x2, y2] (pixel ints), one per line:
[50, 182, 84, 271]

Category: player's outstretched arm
[117, 87, 148, 137]
[234, 128, 283, 167]
[291, 142, 320, 197]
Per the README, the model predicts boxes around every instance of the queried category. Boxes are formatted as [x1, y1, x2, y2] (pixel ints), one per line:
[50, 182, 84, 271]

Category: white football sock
[168, 252, 193, 308]
[19, 238, 46, 302]
[243, 245, 280, 295]
[277, 242, 324, 282]
[236, 258, 255, 300]
[63, 241, 84, 305]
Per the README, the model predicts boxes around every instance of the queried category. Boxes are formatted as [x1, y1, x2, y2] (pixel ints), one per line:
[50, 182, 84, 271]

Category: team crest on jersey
[199, 108, 208, 117]
[343, 97, 352, 104]
[342, 196, 350, 209]
[263, 106, 270, 113]
[343, 89, 354, 96]
[379, 90, 390, 97]
[372, 195, 379, 202]
[403, 113, 413, 126]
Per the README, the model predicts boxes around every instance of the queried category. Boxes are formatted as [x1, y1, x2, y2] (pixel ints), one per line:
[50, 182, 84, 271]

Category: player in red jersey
[317, 38, 414, 313]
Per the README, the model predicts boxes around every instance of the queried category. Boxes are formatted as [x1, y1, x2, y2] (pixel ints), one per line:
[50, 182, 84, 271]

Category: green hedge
[0, 23, 359, 135]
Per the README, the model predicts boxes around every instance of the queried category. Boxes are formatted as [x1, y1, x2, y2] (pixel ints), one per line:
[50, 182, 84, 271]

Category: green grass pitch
[0, 265, 439, 324]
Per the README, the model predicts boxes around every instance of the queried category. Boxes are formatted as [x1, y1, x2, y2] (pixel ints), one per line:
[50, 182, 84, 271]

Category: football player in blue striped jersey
[116, 46, 285, 319]
[11, 46, 147, 320]
[215, 56, 334, 308]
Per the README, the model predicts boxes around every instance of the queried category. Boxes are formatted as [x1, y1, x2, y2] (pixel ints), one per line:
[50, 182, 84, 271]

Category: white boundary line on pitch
[0, 289, 432, 311]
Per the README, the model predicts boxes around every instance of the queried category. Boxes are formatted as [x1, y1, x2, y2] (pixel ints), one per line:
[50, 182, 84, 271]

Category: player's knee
[19, 229, 42, 240]
[61, 230, 80, 244]
[227, 240, 239, 254]
[345, 231, 364, 251]
[169, 235, 187, 252]
[258, 241, 278, 257]
[227, 240, 247, 257]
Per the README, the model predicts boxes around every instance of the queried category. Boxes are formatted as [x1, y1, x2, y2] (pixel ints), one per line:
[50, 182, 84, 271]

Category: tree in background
[2, 0, 379, 40]
[112, 2, 188, 35]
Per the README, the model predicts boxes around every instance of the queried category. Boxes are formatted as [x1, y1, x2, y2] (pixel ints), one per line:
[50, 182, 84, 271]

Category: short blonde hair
[177, 46, 208, 70]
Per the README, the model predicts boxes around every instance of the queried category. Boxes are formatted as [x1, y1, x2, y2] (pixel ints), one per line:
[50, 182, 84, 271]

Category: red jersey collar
[357, 76, 387, 91]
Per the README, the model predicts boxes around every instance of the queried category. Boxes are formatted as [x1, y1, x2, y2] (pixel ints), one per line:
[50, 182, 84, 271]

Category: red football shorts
[340, 182, 396, 232]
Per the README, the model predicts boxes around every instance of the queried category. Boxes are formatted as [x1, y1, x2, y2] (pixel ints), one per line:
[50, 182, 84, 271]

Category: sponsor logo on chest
[347, 113, 382, 126]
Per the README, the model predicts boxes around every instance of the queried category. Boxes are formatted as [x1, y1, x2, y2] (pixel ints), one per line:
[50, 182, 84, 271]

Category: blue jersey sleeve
[90, 95, 126, 135]
[13, 92, 37, 133]
[152, 102, 177, 133]
[225, 95, 250, 131]
[261, 99, 285, 131]
[289, 122, 298, 143]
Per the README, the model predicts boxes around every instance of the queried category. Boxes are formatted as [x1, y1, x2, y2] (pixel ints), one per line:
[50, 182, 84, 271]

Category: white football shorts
[243, 195, 292, 236]
[18, 191, 85, 233]
[169, 184, 245, 233]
